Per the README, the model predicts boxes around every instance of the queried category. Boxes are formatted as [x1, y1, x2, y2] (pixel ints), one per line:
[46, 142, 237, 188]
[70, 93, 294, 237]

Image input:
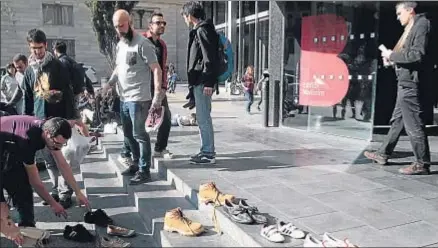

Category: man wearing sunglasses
[0, 116, 90, 231]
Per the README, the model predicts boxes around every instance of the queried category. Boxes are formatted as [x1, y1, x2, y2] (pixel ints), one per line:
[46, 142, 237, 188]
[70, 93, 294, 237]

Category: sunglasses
[151, 21, 167, 26]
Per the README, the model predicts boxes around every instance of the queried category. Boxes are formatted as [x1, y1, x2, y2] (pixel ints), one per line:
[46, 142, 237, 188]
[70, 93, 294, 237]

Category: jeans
[38, 147, 73, 197]
[378, 85, 431, 166]
[244, 91, 254, 112]
[120, 101, 152, 172]
[15, 98, 24, 115]
[193, 84, 215, 156]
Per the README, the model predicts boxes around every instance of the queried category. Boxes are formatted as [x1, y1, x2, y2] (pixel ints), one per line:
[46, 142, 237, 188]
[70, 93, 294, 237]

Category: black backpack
[60, 55, 85, 95]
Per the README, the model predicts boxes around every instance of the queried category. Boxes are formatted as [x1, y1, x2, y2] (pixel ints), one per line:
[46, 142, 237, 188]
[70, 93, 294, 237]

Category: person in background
[256, 69, 269, 111]
[0, 63, 22, 114]
[241, 65, 255, 114]
[12, 54, 28, 114]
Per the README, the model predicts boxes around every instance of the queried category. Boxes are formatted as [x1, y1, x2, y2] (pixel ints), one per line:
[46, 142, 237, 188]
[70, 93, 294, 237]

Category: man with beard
[118, 11, 173, 169]
[106, 9, 164, 184]
[22, 29, 84, 208]
[365, 1, 432, 175]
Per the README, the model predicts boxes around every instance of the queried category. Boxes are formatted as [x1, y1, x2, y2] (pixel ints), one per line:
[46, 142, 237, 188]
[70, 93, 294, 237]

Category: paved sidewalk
[164, 90, 438, 247]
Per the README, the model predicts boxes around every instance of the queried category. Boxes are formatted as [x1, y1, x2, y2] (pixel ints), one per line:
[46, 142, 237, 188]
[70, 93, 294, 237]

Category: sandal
[238, 199, 268, 224]
[260, 224, 285, 243]
[278, 221, 306, 239]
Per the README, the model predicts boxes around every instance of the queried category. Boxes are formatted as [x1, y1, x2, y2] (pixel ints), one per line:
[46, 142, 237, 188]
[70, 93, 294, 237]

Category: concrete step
[155, 158, 305, 247]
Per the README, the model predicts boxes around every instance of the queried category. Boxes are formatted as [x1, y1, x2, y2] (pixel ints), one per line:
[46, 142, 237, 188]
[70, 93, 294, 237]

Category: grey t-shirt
[116, 33, 158, 102]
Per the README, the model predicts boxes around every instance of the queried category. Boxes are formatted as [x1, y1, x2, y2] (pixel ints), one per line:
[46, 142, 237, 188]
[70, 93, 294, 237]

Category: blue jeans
[193, 84, 215, 156]
[244, 91, 254, 112]
[120, 101, 152, 172]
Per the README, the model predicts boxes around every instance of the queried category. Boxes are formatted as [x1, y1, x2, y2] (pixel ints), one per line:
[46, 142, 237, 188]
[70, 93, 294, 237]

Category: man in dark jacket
[365, 1, 431, 175]
[181, 1, 217, 164]
[23, 29, 77, 207]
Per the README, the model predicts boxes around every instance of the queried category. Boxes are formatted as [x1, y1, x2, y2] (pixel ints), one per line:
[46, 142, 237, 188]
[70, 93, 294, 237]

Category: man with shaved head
[106, 9, 164, 184]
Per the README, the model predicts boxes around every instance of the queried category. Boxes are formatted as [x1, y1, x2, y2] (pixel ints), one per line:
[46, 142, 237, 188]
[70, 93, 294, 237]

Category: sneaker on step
[121, 165, 139, 176]
[303, 234, 324, 247]
[118, 156, 134, 167]
[59, 195, 73, 209]
[198, 182, 234, 206]
[163, 208, 204, 236]
[42, 194, 59, 206]
[154, 150, 174, 159]
[363, 151, 388, 165]
[322, 232, 358, 247]
[190, 154, 216, 164]
[107, 225, 136, 238]
[129, 171, 151, 185]
[277, 221, 306, 239]
[260, 224, 285, 243]
[101, 236, 131, 248]
[84, 209, 114, 227]
[63, 224, 94, 242]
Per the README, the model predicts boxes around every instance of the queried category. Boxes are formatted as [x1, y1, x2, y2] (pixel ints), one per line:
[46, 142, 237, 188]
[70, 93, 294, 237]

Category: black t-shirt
[0, 115, 46, 168]
[148, 37, 163, 96]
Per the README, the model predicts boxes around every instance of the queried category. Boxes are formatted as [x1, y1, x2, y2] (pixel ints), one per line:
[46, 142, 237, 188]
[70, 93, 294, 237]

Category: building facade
[1, 0, 189, 81]
[205, 1, 438, 140]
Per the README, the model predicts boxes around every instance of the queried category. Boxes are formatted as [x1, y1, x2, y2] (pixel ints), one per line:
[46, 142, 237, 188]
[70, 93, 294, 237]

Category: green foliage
[85, 1, 138, 69]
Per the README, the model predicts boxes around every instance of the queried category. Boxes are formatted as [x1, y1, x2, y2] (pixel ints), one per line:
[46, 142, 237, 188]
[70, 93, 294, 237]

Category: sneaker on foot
[190, 154, 216, 164]
[121, 165, 139, 176]
[399, 162, 431, 175]
[363, 151, 388, 165]
[42, 194, 59, 206]
[129, 171, 151, 185]
[101, 236, 131, 248]
[107, 225, 136, 238]
[118, 156, 134, 167]
[198, 182, 234, 206]
[163, 208, 204, 236]
[154, 150, 174, 159]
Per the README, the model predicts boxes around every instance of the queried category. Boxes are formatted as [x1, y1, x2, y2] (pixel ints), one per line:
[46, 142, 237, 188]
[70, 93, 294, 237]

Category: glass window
[242, 1, 255, 17]
[42, 4, 73, 26]
[257, 1, 269, 12]
[216, 1, 227, 24]
[282, 1, 380, 139]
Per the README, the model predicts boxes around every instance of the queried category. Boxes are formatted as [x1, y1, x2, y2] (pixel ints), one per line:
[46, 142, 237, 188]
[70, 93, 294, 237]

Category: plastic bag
[103, 122, 118, 134]
[62, 128, 91, 168]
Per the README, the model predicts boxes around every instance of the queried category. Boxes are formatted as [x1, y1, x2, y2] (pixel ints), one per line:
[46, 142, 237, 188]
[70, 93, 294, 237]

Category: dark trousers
[121, 96, 172, 157]
[0, 141, 35, 226]
[378, 85, 431, 166]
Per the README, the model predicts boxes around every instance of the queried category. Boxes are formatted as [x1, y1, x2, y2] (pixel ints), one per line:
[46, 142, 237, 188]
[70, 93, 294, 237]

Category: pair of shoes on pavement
[223, 199, 267, 224]
[100, 225, 136, 248]
[145, 107, 165, 133]
[304, 232, 358, 247]
[63, 224, 94, 243]
[260, 221, 306, 243]
[190, 152, 216, 164]
[42, 194, 73, 209]
[364, 151, 431, 175]
[84, 209, 114, 227]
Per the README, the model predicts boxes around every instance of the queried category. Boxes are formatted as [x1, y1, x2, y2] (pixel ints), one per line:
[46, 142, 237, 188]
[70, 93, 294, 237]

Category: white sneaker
[118, 156, 133, 167]
[277, 221, 306, 239]
[322, 232, 358, 247]
[101, 236, 131, 248]
[260, 224, 285, 243]
[153, 150, 173, 159]
[304, 234, 325, 247]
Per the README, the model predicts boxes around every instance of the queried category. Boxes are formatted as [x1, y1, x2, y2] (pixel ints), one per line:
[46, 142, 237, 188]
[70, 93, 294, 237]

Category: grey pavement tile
[372, 176, 438, 200]
[315, 173, 387, 192]
[294, 212, 366, 235]
[331, 226, 404, 247]
[356, 187, 414, 203]
[312, 191, 419, 229]
[425, 243, 438, 247]
[246, 185, 335, 218]
[384, 197, 438, 226]
[416, 174, 438, 187]
[287, 181, 343, 196]
[277, 171, 325, 186]
[354, 169, 399, 179]
[383, 221, 438, 247]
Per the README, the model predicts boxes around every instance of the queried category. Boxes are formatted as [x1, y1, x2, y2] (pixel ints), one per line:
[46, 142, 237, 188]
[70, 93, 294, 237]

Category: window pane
[242, 1, 255, 17]
[42, 4, 73, 26]
[257, 1, 269, 12]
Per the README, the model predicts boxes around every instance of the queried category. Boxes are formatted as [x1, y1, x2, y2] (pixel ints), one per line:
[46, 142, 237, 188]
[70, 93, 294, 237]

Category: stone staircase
[80, 129, 240, 247]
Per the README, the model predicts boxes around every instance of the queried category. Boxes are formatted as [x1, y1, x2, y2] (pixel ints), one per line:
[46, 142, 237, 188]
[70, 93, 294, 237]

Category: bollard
[262, 80, 270, 127]
[273, 80, 280, 127]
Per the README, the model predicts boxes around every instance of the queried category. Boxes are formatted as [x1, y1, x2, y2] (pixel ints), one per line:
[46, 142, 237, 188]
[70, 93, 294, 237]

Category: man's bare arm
[149, 62, 163, 103]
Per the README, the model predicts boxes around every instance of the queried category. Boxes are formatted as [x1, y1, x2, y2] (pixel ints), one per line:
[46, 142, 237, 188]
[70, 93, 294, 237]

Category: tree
[85, 1, 138, 69]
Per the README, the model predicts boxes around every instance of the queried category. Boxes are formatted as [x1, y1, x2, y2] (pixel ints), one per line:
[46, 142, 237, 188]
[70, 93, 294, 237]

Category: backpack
[61, 55, 85, 95]
[216, 33, 234, 83]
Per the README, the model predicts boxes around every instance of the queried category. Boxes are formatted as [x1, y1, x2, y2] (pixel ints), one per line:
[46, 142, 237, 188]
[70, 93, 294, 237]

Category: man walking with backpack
[181, 1, 218, 164]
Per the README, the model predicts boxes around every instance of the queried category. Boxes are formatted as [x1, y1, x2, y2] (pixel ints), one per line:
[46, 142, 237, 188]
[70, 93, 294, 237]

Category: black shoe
[121, 165, 139, 176]
[63, 224, 94, 242]
[129, 171, 152, 185]
[183, 100, 195, 110]
[84, 209, 114, 227]
[190, 154, 216, 164]
[42, 194, 59, 206]
[59, 196, 73, 209]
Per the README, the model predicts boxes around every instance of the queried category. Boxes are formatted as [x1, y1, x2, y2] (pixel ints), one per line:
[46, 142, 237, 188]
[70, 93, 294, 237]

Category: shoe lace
[175, 208, 196, 235]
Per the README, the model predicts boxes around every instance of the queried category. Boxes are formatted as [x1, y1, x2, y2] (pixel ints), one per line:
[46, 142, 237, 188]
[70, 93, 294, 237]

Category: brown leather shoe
[364, 151, 388, 165]
[399, 163, 430, 175]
